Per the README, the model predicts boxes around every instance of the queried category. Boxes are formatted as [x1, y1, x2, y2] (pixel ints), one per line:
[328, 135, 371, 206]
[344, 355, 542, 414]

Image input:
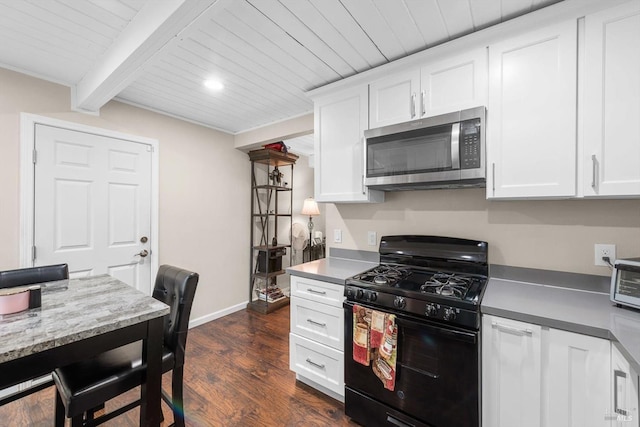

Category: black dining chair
[0, 263, 69, 406]
[0, 263, 69, 289]
[52, 265, 199, 427]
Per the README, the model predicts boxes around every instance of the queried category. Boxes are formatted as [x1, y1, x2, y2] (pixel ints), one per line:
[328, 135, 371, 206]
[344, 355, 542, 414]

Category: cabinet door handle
[307, 288, 327, 295]
[306, 318, 327, 327]
[411, 93, 416, 118]
[591, 154, 598, 189]
[614, 369, 628, 415]
[491, 321, 533, 336]
[492, 162, 496, 195]
[451, 123, 460, 170]
[421, 90, 426, 117]
[305, 358, 325, 369]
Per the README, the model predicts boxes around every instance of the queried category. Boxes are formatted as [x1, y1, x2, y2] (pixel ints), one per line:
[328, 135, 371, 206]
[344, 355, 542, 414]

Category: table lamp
[301, 198, 320, 247]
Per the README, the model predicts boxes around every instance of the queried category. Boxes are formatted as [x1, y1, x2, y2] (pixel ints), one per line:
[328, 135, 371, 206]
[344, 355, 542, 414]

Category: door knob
[135, 249, 149, 258]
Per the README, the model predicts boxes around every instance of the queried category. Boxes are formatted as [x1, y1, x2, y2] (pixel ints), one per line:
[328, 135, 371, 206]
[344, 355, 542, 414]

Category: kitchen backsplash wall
[326, 188, 640, 276]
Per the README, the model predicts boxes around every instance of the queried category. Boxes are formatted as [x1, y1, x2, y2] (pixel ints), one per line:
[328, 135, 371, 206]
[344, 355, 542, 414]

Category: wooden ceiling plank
[56, 0, 132, 32]
[247, 0, 356, 77]
[468, 0, 503, 30]
[279, 0, 372, 72]
[174, 38, 312, 111]
[226, 0, 339, 85]
[86, 0, 140, 22]
[145, 63, 298, 118]
[502, 0, 535, 20]
[308, 0, 387, 69]
[0, 1, 113, 50]
[339, 0, 406, 62]
[117, 86, 243, 130]
[372, 0, 427, 56]
[200, 14, 320, 90]
[436, 0, 475, 38]
[122, 79, 250, 122]
[73, 0, 218, 112]
[0, 10, 100, 64]
[403, 0, 450, 47]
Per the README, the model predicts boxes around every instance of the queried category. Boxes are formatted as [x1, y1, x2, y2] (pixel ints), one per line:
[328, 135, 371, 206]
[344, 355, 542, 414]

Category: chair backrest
[152, 265, 199, 367]
[0, 264, 69, 289]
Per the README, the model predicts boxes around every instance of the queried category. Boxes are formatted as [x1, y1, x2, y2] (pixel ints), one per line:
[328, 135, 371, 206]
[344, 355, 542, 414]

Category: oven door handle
[398, 362, 440, 379]
[395, 315, 477, 344]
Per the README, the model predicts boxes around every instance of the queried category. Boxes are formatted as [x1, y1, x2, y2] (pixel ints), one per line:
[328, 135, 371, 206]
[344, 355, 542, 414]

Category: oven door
[344, 301, 479, 427]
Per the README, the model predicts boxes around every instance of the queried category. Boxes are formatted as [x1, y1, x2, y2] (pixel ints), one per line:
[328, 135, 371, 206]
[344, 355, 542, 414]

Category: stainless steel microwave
[364, 106, 486, 190]
[611, 258, 640, 310]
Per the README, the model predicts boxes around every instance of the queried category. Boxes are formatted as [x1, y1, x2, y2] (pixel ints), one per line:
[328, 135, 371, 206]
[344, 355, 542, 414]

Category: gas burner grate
[420, 273, 472, 298]
[351, 265, 411, 286]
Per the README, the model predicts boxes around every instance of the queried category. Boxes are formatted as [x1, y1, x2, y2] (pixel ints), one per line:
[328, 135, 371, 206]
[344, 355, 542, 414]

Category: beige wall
[326, 188, 640, 276]
[0, 67, 250, 322]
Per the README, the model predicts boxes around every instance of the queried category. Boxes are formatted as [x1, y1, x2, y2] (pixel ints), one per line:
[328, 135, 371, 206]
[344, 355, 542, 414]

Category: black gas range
[345, 235, 488, 330]
[343, 235, 488, 427]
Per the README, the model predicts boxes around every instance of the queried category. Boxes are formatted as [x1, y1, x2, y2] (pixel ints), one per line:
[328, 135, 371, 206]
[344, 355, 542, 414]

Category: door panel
[34, 124, 152, 294]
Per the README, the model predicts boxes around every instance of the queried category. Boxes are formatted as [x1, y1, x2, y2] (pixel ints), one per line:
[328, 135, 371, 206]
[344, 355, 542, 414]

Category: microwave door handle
[451, 122, 460, 169]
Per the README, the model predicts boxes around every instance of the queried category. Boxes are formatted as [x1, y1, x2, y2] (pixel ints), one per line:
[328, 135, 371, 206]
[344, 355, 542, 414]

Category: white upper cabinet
[369, 48, 488, 129]
[487, 20, 578, 199]
[582, 1, 640, 197]
[420, 49, 488, 117]
[313, 85, 384, 203]
[369, 69, 420, 128]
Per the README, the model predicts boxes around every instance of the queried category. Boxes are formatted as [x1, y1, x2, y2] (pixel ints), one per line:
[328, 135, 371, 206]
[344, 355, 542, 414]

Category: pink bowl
[0, 289, 30, 315]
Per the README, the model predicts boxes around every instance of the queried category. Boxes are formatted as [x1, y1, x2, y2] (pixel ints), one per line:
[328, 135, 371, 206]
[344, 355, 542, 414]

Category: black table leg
[140, 316, 164, 427]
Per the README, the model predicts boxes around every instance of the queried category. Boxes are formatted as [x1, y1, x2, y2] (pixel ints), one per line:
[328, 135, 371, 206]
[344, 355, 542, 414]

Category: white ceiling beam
[72, 0, 219, 113]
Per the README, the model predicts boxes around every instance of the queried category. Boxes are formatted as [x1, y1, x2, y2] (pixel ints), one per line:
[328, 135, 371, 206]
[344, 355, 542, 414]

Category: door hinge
[32, 149, 37, 164]
[31, 245, 36, 261]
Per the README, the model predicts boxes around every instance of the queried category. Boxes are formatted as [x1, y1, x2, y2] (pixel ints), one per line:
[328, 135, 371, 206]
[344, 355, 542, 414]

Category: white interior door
[33, 124, 153, 294]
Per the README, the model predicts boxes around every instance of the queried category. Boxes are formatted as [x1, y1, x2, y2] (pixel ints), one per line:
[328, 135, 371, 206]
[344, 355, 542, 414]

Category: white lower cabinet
[611, 343, 640, 427]
[289, 275, 345, 401]
[482, 315, 542, 427]
[483, 314, 613, 427]
[544, 328, 610, 427]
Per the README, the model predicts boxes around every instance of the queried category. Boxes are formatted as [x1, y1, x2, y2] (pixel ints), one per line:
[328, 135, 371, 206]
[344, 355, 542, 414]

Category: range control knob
[425, 303, 438, 317]
[356, 289, 364, 299]
[443, 307, 457, 321]
[368, 291, 377, 302]
[393, 296, 406, 309]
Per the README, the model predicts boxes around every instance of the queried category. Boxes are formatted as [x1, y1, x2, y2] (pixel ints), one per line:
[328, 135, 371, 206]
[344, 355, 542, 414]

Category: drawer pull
[305, 358, 325, 369]
[307, 288, 327, 295]
[306, 318, 327, 327]
[491, 321, 533, 336]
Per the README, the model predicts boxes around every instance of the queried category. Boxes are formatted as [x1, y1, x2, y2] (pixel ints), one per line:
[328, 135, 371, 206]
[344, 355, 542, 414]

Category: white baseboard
[189, 301, 248, 329]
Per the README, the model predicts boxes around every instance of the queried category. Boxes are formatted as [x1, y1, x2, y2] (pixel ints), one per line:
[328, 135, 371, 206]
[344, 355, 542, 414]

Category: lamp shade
[301, 198, 320, 216]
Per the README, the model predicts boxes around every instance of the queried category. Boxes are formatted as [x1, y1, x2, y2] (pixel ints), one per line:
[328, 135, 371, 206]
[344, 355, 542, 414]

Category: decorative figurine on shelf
[272, 236, 277, 247]
[270, 167, 283, 186]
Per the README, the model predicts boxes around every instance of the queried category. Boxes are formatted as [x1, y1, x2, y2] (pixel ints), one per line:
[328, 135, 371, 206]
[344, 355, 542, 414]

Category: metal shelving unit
[247, 149, 298, 314]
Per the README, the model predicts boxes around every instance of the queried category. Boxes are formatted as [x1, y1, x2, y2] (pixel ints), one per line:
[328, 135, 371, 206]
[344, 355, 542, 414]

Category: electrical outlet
[594, 244, 616, 266]
[367, 231, 377, 246]
[334, 229, 342, 244]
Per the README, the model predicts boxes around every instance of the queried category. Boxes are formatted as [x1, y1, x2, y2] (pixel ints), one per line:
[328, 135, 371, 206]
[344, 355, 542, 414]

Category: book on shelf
[256, 286, 287, 303]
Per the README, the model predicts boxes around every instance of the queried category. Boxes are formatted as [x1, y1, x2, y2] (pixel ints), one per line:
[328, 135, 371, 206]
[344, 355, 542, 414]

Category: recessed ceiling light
[204, 79, 224, 91]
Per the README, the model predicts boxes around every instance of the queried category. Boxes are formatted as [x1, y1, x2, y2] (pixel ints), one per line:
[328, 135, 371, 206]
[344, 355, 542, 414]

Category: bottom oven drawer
[289, 333, 344, 396]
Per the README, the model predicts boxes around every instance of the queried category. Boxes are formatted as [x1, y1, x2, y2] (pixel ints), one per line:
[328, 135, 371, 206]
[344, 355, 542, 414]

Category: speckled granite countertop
[0, 275, 169, 364]
[287, 257, 378, 285]
[482, 276, 640, 372]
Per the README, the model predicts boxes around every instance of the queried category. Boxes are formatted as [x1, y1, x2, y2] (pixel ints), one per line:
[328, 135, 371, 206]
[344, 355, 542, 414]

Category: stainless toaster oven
[611, 258, 640, 309]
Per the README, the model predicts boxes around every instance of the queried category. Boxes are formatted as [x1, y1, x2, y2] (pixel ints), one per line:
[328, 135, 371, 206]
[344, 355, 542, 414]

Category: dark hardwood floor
[0, 305, 360, 426]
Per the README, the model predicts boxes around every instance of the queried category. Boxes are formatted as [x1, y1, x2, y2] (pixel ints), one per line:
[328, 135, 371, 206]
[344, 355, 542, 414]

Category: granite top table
[0, 275, 169, 426]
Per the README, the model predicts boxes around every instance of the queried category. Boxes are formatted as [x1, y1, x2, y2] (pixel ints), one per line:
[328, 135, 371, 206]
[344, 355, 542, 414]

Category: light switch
[334, 229, 342, 243]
